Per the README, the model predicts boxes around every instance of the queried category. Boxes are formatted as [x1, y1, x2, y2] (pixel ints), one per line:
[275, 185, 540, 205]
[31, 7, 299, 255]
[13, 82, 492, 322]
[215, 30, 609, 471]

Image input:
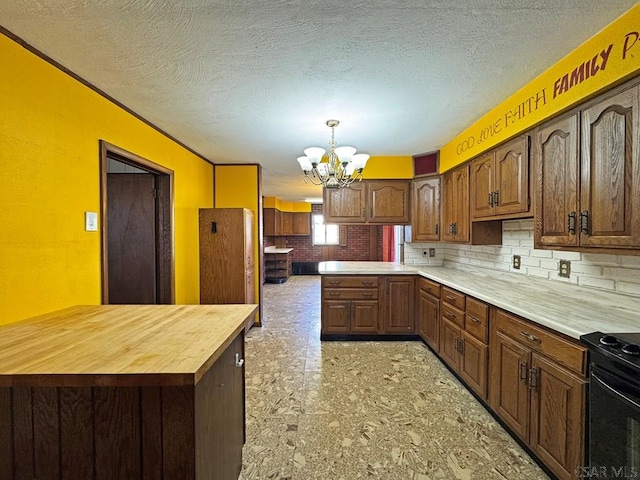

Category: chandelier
[296, 119, 369, 188]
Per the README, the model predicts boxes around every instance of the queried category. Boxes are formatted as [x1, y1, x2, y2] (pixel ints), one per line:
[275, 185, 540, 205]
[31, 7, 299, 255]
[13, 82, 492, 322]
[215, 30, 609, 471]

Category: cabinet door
[281, 212, 293, 235]
[441, 165, 469, 242]
[440, 318, 461, 370]
[470, 153, 495, 219]
[529, 353, 586, 480]
[581, 85, 640, 247]
[322, 300, 350, 333]
[264, 208, 277, 236]
[489, 331, 531, 442]
[494, 136, 530, 216]
[381, 276, 415, 333]
[292, 212, 311, 235]
[534, 114, 580, 247]
[418, 291, 439, 351]
[460, 331, 488, 399]
[411, 177, 441, 241]
[351, 300, 379, 333]
[453, 166, 470, 242]
[195, 332, 245, 479]
[323, 183, 366, 223]
[367, 180, 411, 224]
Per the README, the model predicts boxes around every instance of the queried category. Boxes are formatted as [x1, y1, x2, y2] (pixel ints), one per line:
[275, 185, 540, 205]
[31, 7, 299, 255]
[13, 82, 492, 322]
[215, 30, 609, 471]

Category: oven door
[590, 365, 640, 475]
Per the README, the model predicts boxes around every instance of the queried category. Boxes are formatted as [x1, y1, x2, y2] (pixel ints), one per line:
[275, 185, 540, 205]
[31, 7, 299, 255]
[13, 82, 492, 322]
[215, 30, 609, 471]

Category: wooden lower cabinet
[437, 289, 489, 400]
[490, 308, 587, 480]
[321, 275, 414, 335]
[417, 278, 440, 351]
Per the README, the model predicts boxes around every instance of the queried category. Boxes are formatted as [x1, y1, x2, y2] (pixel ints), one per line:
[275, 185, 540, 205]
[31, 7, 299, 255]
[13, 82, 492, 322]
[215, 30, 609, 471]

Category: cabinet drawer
[465, 297, 489, 344]
[323, 288, 379, 300]
[494, 309, 587, 376]
[323, 276, 379, 288]
[441, 303, 464, 328]
[419, 277, 441, 298]
[442, 287, 465, 310]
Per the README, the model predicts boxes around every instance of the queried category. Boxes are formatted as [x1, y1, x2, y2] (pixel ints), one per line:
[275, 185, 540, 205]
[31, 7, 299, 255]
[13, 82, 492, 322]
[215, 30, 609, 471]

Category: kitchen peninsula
[319, 260, 640, 480]
[0, 304, 257, 480]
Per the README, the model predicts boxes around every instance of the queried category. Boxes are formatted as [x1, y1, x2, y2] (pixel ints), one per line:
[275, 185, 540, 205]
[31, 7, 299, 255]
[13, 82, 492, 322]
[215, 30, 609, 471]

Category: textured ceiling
[1, 0, 637, 201]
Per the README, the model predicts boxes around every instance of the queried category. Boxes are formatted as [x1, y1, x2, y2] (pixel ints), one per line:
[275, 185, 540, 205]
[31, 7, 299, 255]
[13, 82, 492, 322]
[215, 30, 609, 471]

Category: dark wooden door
[489, 331, 531, 442]
[411, 177, 440, 241]
[529, 352, 586, 480]
[470, 153, 494, 219]
[494, 136, 529, 216]
[581, 85, 640, 248]
[107, 173, 157, 304]
[535, 113, 580, 247]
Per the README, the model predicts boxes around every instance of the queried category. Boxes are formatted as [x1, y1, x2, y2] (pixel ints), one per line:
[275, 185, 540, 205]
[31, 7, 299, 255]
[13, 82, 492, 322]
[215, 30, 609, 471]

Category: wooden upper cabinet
[292, 212, 311, 235]
[471, 136, 530, 220]
[323, 180, 410, 224]
[470, 153, 494, 219]
[263, 209, 311, 236]
[323, 182, 366, 223]
[580, 84, 640, 248]
[367, 180, 411, 224]
[534, 113, 580, 247]
[411, 177, 441, 241]
[441, 165, 470, 242]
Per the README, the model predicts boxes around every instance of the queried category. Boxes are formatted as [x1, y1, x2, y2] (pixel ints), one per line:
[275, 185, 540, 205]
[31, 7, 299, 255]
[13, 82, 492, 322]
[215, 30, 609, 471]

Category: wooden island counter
[0, 304, 257, 480]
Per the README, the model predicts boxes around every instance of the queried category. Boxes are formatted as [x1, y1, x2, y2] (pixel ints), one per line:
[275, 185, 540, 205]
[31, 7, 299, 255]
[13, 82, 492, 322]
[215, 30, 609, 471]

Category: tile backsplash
[405, 219, 640, 298]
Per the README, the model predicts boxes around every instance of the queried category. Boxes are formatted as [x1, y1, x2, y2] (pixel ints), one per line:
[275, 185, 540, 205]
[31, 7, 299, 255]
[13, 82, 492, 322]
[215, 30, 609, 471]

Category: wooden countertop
[0, 304, 257, 387]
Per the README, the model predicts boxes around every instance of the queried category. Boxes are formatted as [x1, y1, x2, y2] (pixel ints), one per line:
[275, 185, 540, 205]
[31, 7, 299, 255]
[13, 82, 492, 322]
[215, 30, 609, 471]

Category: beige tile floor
[239, 275, 549, 480]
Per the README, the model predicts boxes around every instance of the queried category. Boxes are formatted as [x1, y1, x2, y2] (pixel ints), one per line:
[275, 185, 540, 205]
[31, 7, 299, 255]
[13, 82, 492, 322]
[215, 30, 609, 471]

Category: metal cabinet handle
[520, 331, 541, 344]
[329, 292, 341, 297]
[457, 338, 464, 354]
[519, 361, 528, 383]
[567, 211, 576, 235]
[528, 367, 538, 392]
[580, 210, 589, 235]
[362, 280, 374, 285]
[235, 353, 244, 368]
[448, 223, 454, 236]
[445, 295, 455, 302]
[362, 292, 374, 297]
[468, 316, 481, 324]
[493, 190, 499, 206]
[329, 280, 341, 285]
[435, 224, 439, 236]
[452, 223, 458, 235]
[488, 192, 494, 207]
[445, 311, 455, 319]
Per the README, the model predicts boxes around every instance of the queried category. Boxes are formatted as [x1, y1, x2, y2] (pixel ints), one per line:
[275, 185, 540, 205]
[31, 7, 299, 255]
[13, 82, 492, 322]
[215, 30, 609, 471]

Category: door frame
[99, 140, 175, 304]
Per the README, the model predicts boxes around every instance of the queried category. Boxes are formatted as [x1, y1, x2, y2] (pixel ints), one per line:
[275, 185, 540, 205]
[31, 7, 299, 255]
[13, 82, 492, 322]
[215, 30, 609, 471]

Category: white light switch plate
[85, 212, 98, 231]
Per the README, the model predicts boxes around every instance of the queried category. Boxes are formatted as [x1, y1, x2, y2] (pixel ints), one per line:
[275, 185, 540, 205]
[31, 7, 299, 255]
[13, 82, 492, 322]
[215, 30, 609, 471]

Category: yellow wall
[0, 33, 214, 325]
[440, 3, 640, 171]
[264, 197, 312, 212]
[213, 165, 261, 310]
[362, 156, 414, 179]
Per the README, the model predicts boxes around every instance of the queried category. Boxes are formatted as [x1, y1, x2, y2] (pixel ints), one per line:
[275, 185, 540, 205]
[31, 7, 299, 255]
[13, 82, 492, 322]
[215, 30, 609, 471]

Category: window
[312, 214, 339, 245]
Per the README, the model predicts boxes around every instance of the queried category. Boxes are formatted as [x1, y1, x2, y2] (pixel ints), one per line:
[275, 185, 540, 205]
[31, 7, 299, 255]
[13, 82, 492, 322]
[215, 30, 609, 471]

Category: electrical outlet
[422, 250, 428, 257]
[558, 259, 571, 278]
[429, 248, 436, 258]
[512, 255, 521, 270]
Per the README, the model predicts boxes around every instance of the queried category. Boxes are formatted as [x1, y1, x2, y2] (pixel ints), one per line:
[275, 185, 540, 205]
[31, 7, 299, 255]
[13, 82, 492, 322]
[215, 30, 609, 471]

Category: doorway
[100, 141, 174, 304]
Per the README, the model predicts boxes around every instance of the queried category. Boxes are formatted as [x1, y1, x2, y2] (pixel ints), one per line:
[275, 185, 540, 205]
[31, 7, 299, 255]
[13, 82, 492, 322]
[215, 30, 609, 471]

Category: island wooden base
[0, 332, 245, 480]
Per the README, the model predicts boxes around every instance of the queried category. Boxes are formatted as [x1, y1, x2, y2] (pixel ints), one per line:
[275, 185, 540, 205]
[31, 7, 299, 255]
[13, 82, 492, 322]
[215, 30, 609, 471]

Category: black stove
[581, 331, 640, 477]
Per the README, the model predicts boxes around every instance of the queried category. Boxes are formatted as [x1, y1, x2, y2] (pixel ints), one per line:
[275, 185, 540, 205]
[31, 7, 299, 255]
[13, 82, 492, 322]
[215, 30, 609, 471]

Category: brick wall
[409, 219, 640, 298]
[264, 204, 382, 262]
